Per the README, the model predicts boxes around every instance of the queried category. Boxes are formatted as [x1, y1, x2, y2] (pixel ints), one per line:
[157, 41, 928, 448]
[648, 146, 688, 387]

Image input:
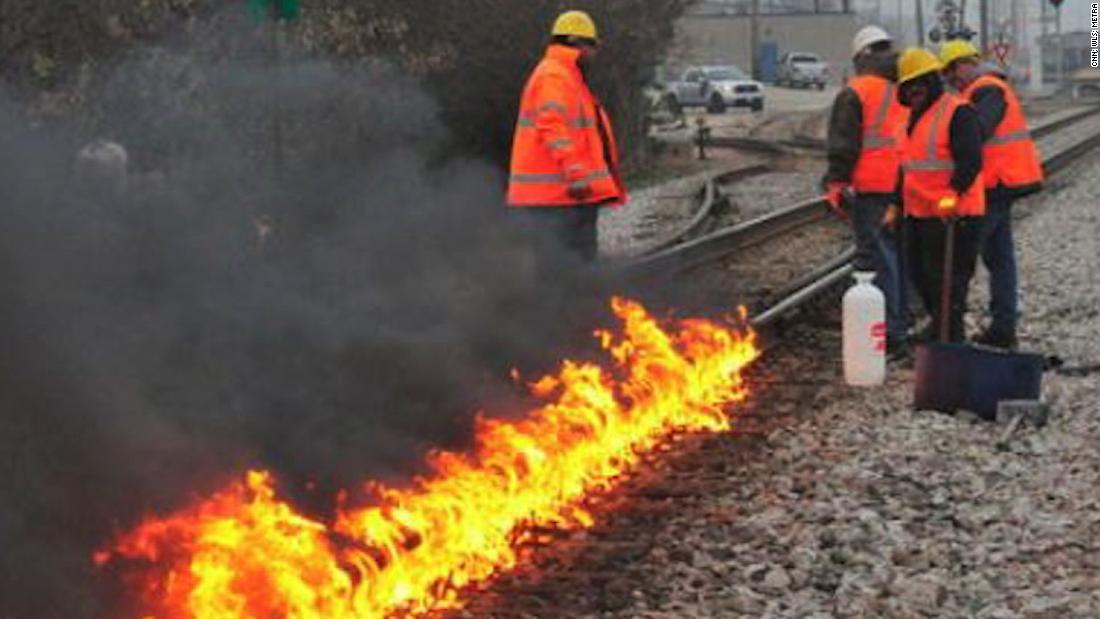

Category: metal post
[695, 117, 711, 161]
[1010, 0, 1019, 52]
[896, 0, 904, 43]
[750, 0, 761, 81]
[1055, 3, 1064, 88]
[916, 0, 926, 45]
[979, 0, 989, 52]
[1031, 0, 1046, 93]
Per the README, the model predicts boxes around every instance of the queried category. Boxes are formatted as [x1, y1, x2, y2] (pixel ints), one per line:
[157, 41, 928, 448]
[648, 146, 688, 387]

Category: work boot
[973, 327, 1018, 350]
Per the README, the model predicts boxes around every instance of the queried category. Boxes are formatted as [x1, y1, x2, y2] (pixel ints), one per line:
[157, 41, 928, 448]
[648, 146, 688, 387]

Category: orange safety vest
[961, 73, 1045, 191]
[902, 93, 986, 218]
[507, 45, 626, 207]
[849, 75, 908, 193]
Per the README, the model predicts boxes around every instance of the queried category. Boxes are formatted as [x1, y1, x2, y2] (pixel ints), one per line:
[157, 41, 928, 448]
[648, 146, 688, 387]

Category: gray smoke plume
[0, 23, 628, 617]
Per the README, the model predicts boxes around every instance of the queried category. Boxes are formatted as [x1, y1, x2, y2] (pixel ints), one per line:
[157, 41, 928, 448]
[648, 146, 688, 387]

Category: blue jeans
[851, 195, 906, 342]
[979, 197, 1018, 334]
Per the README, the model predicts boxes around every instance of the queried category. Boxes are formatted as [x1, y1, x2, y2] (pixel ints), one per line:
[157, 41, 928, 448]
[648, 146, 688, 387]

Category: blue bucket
[914, 343, 1045, 421]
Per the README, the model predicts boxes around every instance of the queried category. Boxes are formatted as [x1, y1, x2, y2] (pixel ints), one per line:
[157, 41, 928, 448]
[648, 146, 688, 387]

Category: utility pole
[896, 0, 904, 42]
[750, 0, 761, 81]
[916, 0, 926, 45]
[979, 0, 989, 53]
[1010, 0, 1019, 52]
[1032, 0, 1047, 93]
[1055, 1, 1063, 88]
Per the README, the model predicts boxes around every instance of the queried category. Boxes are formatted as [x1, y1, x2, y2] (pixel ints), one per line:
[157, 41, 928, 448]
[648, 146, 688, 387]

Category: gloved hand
[882, 204, 899, 230]
[824, 182, 850, 220]
[937, 194, 959, 220]
[567, 180, 593, 201]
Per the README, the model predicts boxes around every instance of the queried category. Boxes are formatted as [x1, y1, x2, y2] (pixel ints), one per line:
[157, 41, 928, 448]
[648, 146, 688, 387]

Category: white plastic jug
[843, 271, 886, 386]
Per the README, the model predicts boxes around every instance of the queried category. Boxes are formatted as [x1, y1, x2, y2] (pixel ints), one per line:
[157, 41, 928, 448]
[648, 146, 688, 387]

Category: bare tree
[0, 0, 694, 168]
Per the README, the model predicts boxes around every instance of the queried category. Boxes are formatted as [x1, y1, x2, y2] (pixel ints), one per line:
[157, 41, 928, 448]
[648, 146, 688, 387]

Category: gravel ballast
[611, 153, 1100, 617]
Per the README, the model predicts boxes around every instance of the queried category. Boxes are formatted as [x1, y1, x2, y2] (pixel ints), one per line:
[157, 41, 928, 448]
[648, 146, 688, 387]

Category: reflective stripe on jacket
[961, 74, 1044, 191]
[902, 94, 985, 218]
[507, 45, 626, 207]
[849, 75, 908, 193]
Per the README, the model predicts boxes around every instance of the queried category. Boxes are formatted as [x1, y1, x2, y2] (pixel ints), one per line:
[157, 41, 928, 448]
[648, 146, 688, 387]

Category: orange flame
[99, 297, 759, 618]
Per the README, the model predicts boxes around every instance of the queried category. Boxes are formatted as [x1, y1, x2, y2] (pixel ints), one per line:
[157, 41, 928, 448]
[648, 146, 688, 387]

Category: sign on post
[991, 42, 1011, 66]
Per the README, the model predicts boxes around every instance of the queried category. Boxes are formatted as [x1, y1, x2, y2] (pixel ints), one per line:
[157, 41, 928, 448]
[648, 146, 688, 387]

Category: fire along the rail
[96, 296, 759, 618]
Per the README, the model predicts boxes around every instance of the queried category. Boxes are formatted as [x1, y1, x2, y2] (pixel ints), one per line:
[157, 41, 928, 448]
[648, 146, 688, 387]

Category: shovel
[914, 204, 1048, 420]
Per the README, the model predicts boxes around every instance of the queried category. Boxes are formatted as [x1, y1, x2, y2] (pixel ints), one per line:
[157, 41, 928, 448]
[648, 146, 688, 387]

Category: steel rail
[706, 104, 1097, 157]
[629, 103, 1100, 275]
[646, 163, 771, 253]
[623, 195, 833, 274]
[751, 262, 853, 327]
[1030, 104, 1100, 139]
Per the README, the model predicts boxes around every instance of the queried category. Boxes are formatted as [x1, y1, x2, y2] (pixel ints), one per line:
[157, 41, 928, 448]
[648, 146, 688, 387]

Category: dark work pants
[906, 216, 982, 343]
[851, 194, 906, 342]
[513, 205, 600, 264]
[978, 196, 1019, 335]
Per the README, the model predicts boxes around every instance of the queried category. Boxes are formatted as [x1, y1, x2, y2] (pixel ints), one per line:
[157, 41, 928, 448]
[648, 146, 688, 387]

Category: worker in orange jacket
[507, 10, 626, 262]
[897, 48, 986, 343]
[824, 25, 909, 355]
[940, 40, 1044, 349]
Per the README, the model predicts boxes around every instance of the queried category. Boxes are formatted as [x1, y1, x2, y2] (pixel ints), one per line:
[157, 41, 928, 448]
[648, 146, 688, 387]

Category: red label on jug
[871, 321, 887, 352]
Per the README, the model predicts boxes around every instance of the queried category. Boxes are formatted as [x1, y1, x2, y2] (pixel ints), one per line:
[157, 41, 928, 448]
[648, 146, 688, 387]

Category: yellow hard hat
[939, 39, 981, 67]
[552, 10, 598, 42]
[897, 47, 943, 85]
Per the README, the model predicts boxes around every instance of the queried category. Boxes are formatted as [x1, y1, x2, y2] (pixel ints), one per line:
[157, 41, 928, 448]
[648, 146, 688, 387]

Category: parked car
[776, 52, 829, 90]
[666, 65, 765, 114]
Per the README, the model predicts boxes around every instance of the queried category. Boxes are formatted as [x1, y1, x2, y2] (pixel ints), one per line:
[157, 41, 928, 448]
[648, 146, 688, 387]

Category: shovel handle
[939, 217, 957, 342]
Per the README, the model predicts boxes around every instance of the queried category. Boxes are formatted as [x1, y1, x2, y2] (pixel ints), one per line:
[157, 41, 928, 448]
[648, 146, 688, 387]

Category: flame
[99, 296, 759, 618]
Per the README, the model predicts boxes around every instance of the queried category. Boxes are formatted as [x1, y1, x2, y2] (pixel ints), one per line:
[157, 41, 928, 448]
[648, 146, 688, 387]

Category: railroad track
[702, 103, 1097, 160]
[439, 104, 1100, 619]
[644, 162, 772, 252]
[749, 105, 1100, 330]
[625, 103, 1100, 331]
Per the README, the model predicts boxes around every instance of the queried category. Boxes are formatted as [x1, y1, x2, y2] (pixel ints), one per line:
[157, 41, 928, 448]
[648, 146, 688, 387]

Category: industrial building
[670, 0, 862, 83]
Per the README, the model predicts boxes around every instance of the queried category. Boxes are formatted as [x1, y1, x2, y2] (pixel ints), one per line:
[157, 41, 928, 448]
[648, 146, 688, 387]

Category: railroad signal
[248, 0, 300, 21]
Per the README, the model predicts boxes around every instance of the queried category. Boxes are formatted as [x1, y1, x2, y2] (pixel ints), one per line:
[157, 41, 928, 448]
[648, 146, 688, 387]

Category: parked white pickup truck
[776, 52, 829, 90]
[665, 65, 765, 114]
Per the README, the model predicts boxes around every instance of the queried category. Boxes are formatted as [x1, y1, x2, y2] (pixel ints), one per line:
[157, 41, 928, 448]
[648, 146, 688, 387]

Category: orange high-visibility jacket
[849, 75, 909, 194]
[507, 45, 626, 207]
[961, 73, 1044, 191]
[902, 94, 985, 218]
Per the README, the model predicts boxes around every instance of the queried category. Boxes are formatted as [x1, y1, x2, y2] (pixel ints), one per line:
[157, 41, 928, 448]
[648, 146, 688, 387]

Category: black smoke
[0, 27, 628, 617]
